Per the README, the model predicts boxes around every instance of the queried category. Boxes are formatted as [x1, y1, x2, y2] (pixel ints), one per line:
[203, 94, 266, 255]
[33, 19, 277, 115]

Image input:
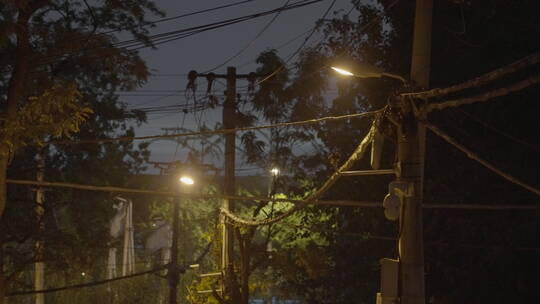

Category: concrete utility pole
[34, 152, 45, 304]
[398, 1, 432, 304]
[168, 196, 181, 304]
[191, 67, 257, 301]
[222, 67, 236, 300]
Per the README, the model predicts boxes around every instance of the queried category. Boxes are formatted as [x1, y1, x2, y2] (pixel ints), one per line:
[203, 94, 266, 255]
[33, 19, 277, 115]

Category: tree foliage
[226, 1, 540, 303]
[0, 0, 163, 301]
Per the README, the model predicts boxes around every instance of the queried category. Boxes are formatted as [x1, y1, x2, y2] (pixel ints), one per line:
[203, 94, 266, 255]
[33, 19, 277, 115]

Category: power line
[71, 0, 261, 41]
[125, 0, 324, 52]
[118, 94, 209, 97]
[235, 26, 314, 69]
[426, 74, 540, 112]
[46, 110, 381, 145]
[220, 118, 377, 227]
[37, 0, 326, 67]
[6, 236, 215, 296]
[250, 0, 401, 89]
[424, 122, 540, 197]
[24, 0, 262, 68]
[7, 179, 539, 210]
[7, 266, 166, 297]
[251, 0, 337, 88]
[117, 0, 259, 33]
[149, 73, 189, 77]
[117, 89, 209, 93]
[403, 51, 540, 99]
[203, 0, 292, 73]
[456, 108, 540, 153]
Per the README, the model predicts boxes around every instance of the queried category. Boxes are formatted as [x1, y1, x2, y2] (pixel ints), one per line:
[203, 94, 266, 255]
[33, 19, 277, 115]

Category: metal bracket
[389, 181, 414, 198]
[340, 169, 396, 176]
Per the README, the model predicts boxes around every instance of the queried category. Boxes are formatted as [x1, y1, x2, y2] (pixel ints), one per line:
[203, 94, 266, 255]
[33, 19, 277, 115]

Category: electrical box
[378, 258, 399, 304]
[383, 181, 414, 221]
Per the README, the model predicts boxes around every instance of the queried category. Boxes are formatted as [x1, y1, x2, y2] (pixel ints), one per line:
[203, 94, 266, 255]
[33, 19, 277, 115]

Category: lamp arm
[381, 72, 407, 84]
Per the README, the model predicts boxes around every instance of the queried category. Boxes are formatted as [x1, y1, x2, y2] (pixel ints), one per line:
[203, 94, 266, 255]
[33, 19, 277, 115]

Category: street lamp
[270, 167, 280, 177]
[179, 175, 194, 185]
[169, 166, 197, 304]
[331, 60, 407, 84]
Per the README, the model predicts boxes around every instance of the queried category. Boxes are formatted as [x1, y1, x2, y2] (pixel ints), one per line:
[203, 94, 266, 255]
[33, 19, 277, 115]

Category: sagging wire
[220, 115, 380, 227]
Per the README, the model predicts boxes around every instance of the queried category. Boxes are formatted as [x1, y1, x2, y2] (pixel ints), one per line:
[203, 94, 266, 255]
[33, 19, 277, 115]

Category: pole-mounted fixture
[330, 59, 407, 84]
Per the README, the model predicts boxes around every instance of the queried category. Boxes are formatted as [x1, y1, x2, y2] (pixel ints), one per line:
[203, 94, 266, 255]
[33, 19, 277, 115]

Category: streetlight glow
[331, 66, 354, 76]
[331, 62, 407, 84]
[270, 167, 280, 176]
[179, 176, 194, 185]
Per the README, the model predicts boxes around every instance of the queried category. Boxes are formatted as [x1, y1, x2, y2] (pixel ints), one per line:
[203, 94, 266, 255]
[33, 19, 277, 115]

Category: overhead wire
[235, 26, 314, 69]
[424, 122, 540, 197]
[121, 0, 322, 48]
[47, 110, 381, 145]
[26, 0, 262, 67]
[71, 0, 261, 41]
[6, 266, 167, 296]
[248, 0, 401, 90]
[403, 51, 540, 100]
[456, 108, 540, 153]
[7, 234, 216, 296]
[7, 179, 540, 210]
[36, 0, 327, 67]
[425, 74, 540, 112]
[249, 0, 338, 88]
[220, 117, 377, 227]
[203, 0, 292, 73]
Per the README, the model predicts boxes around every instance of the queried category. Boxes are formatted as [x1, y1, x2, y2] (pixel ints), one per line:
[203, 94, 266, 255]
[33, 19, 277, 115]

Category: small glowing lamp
[179, 176, 194, 185]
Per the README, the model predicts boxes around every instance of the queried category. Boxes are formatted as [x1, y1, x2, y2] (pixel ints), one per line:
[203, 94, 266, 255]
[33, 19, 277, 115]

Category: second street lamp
[179, 175, 194, 185]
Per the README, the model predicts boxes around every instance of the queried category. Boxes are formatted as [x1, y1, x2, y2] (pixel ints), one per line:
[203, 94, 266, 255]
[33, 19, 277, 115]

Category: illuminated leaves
[0, 82, 92, 154]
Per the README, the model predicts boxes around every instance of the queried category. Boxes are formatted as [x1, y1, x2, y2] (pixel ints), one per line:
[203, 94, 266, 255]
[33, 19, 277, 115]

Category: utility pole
[190, 67, 256, 301]
[398, 1, 432, 304]
[222, 67, 236, 300]
[34, 151, 45, 304]
[168, 196, 180, 304]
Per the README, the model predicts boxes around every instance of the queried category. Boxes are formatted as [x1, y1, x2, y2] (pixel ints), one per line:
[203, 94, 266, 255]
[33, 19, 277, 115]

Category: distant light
[331, 66, 354, 77]
[189, 264, 200, 269]
[81, 272, 86, 276]
[179, 176, 194, 185]
[270, 168, 280, 176]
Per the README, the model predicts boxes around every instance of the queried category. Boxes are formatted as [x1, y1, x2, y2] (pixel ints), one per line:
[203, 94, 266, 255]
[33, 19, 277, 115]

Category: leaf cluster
[0, 83, 91, 155]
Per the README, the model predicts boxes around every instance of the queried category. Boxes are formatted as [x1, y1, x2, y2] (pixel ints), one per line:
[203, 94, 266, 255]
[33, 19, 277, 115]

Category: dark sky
[120, 0, 353, 173]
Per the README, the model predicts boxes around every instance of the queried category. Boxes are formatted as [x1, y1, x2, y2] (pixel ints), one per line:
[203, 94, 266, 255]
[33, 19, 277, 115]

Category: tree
[213, 1, 540, 303]
[0, 0, 163, 300]
[268, 0, 540, 303]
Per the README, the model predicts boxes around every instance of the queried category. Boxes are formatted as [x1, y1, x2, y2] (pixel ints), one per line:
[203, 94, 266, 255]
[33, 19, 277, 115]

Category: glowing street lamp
[179, 176, 194, 185]
[331, 67, 355, 77]
[270, 167, 280, 177]
[169, 164, 198, 304]
[331, 60, 407, 84]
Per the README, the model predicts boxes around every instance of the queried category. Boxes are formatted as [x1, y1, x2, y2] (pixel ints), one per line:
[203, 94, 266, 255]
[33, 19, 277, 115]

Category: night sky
[121, 0, 352, 173]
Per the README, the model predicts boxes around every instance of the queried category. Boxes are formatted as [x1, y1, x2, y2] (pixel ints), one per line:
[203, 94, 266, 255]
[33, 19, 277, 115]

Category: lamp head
[331, 66, 354, 76]
[179, 176, 194, 185]
[173, 163, 200, 191]
[331, 58, 385, 79]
